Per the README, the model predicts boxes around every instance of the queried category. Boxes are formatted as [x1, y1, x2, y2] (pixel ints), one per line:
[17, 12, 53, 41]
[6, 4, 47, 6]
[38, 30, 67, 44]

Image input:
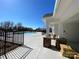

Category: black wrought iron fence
[0, 22, 25, 59]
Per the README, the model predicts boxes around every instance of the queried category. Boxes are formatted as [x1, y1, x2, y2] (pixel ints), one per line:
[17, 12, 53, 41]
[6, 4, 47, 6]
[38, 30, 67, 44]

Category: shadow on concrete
[0, 45, 33, 59]
[48, 45, 58, 51]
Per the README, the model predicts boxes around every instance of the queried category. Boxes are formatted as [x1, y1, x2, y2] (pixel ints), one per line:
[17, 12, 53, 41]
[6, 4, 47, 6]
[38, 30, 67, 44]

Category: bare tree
[15, 23, 23, 29]
[0, 21, 14, 29]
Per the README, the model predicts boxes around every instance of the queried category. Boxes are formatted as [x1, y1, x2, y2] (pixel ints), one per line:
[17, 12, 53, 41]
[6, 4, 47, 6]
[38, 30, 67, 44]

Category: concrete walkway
[24, 32, 68, 59]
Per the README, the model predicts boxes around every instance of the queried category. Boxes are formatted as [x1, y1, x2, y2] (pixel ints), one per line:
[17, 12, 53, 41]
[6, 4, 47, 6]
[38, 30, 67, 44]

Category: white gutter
[53, 0, 61, 17]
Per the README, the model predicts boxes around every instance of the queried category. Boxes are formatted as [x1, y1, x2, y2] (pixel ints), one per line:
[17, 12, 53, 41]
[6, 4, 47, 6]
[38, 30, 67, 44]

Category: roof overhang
[43, 0, 79, 25]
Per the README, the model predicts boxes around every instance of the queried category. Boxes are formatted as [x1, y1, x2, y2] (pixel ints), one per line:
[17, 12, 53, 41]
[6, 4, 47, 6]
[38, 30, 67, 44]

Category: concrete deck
[24, 32, 69, 59]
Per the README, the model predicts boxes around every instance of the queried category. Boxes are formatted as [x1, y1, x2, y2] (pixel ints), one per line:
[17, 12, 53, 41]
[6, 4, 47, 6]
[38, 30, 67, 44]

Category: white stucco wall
[63, 22, 79, 42]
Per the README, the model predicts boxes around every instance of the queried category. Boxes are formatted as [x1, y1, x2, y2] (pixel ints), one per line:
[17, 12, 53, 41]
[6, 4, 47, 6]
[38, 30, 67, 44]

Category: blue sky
[0, 0, 55, 29]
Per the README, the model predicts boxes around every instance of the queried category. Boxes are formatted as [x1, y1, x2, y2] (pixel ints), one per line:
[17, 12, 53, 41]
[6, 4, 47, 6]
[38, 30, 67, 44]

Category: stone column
[46, 22, 50, 38]
[58, 23, 63, 38]
[54, 24, 58, 36]
[51, 25, 55, 35]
